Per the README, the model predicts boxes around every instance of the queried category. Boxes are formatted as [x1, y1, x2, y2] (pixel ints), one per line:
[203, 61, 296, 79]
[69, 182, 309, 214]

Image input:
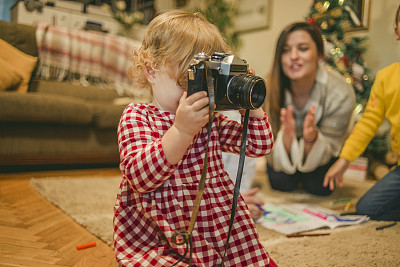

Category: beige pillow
[0, 57, 23, 91]
[0, 39, 38, 93]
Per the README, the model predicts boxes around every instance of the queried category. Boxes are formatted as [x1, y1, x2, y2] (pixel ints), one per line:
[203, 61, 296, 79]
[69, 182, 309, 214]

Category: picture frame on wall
[235, 0, 270, 32]
[348, 0, 371, 30]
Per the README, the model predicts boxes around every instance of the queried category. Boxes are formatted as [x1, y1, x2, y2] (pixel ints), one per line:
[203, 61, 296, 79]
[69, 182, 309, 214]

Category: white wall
[237, 0, 400, 78]
[237, 0, 312, 77]
[364, 0, 400, 73]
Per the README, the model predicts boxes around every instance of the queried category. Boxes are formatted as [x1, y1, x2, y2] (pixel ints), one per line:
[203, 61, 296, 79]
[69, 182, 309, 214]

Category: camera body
[187, 52, 266, 111]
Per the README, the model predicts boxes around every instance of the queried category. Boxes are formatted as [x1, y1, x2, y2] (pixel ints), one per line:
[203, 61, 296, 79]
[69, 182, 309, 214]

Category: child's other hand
[323, 158, 349, 190]
[174, 91, 210, 137]
[239, 107, 265, 118]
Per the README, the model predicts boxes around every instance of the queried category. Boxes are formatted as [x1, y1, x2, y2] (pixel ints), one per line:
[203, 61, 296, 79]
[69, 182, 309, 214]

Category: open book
[256, 203, 369, 235]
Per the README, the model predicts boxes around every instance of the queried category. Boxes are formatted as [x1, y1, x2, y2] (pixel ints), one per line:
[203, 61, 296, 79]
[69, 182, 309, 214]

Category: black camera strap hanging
[220, 108, 250, 267]
[170, 67, 216, 266]
[171, 68, 251, 267]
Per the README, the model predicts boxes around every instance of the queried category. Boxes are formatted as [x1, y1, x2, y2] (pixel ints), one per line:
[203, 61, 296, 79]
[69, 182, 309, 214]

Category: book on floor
[256, 203, 369, 235]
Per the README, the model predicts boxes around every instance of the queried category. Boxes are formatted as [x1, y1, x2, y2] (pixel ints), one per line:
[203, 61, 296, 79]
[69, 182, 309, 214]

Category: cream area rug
[30, 169, 400, 266]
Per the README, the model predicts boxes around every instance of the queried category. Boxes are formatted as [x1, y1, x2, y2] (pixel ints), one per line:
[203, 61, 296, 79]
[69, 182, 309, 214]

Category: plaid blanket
[35, 22, 144, 96]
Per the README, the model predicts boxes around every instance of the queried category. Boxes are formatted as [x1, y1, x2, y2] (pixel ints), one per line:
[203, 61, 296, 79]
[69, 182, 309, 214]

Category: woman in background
[266, 22, 355, 196]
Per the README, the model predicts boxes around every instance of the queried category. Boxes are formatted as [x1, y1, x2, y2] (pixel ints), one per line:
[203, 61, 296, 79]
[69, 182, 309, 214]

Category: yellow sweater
[340, 63, 400, 165]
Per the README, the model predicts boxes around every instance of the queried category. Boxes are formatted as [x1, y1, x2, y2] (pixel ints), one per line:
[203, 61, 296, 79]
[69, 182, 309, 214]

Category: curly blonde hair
[128, 10, 231, 92]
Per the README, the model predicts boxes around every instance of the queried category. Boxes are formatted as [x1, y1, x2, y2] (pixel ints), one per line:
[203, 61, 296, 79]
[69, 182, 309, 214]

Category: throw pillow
[0, 57, 23, 91]
[0, 39, 38, 93]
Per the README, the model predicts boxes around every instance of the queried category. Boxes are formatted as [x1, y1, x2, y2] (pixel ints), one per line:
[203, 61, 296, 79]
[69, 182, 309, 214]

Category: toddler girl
[113, 10, 276, 266]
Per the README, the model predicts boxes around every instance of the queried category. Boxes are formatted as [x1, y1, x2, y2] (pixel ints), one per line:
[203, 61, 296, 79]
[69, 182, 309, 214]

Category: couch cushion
[0, 20, 38, 57]
[0, 122, 119, 158]
[29, 79, 122, 101]
[91, 103, 126, 129]
[0, 39, 38, 93]
[0, 92, 92, 125]
[0, 57, 23, 91]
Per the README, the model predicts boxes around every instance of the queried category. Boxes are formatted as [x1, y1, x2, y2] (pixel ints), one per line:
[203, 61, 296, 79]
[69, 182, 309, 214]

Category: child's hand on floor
[242, 187, 265, 221]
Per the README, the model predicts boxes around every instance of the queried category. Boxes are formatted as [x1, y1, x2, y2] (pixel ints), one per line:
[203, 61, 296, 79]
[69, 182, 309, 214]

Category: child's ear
[144, 61, 156, 82]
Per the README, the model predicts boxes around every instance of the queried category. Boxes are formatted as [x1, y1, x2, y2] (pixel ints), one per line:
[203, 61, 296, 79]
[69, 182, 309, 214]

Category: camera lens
[227, 74, 266, 109]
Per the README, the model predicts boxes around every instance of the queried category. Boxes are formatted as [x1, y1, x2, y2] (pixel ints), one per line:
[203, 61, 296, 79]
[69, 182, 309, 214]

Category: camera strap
[170, 68, 250, 267]
[220, 109, 250, 267]
[171, 68, 216, 266]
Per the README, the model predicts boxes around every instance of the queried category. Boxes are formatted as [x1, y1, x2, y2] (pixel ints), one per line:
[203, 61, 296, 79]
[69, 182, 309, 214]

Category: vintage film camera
[187, 52, 266, 111]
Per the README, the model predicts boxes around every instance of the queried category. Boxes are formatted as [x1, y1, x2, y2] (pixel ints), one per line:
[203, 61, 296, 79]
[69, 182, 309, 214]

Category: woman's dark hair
[267, 22, 323, 133]
[396, 4, 400, 25]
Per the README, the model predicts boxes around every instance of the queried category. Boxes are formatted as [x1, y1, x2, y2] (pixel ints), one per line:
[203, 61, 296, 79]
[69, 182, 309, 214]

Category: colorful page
[257, 203, 369, 234]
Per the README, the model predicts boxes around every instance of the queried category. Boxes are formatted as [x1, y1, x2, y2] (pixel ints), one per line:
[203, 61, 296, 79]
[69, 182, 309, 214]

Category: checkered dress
[114, 103, 276, 267]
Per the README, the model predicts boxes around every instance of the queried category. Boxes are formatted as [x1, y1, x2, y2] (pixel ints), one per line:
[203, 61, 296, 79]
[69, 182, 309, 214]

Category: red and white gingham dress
[114, 103, 276, 267]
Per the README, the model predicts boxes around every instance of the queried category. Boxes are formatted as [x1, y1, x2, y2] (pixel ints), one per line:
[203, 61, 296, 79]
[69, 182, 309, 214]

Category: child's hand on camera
[239, 107, 265, 118]
[174, 91, 210, 138]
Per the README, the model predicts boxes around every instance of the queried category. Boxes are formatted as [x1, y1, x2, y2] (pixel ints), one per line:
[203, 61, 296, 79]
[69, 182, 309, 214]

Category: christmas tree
[306, 0, 373, 105]
[306, 0, 390, 173]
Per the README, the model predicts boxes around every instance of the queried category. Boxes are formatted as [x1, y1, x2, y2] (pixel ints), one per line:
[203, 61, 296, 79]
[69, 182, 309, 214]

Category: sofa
[0, 20, 148, 169]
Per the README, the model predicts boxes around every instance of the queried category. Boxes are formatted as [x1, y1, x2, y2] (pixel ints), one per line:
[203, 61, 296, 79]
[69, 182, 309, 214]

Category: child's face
[150, 66, 186, 113]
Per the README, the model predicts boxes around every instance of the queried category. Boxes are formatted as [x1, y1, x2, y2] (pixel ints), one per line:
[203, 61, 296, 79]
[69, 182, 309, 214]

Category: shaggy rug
[30, 165, 400, 266]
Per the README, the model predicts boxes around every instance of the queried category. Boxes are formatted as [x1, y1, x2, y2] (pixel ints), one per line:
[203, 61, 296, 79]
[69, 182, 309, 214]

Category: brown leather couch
[0, 20, 145, 170]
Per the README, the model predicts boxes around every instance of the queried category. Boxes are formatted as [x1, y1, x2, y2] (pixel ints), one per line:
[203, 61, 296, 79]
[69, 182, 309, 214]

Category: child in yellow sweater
[324, 4, 400, 221]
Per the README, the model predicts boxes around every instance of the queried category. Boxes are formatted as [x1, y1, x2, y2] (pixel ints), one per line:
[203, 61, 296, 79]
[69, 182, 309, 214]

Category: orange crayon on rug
[76, 241, 96, 250]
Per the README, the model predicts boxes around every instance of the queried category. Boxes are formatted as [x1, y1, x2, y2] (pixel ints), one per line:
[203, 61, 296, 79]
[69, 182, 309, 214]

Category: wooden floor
[0, 167, 121, 267]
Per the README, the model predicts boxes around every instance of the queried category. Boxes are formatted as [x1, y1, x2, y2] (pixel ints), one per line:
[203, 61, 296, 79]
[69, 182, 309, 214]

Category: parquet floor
[0, 167, 121, 267]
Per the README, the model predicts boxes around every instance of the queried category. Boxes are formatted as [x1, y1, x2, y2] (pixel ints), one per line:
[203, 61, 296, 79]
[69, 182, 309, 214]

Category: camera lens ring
[227, 74, 266, 109]
[244, 75, 266, 109]
[226, 78, 235, 105]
